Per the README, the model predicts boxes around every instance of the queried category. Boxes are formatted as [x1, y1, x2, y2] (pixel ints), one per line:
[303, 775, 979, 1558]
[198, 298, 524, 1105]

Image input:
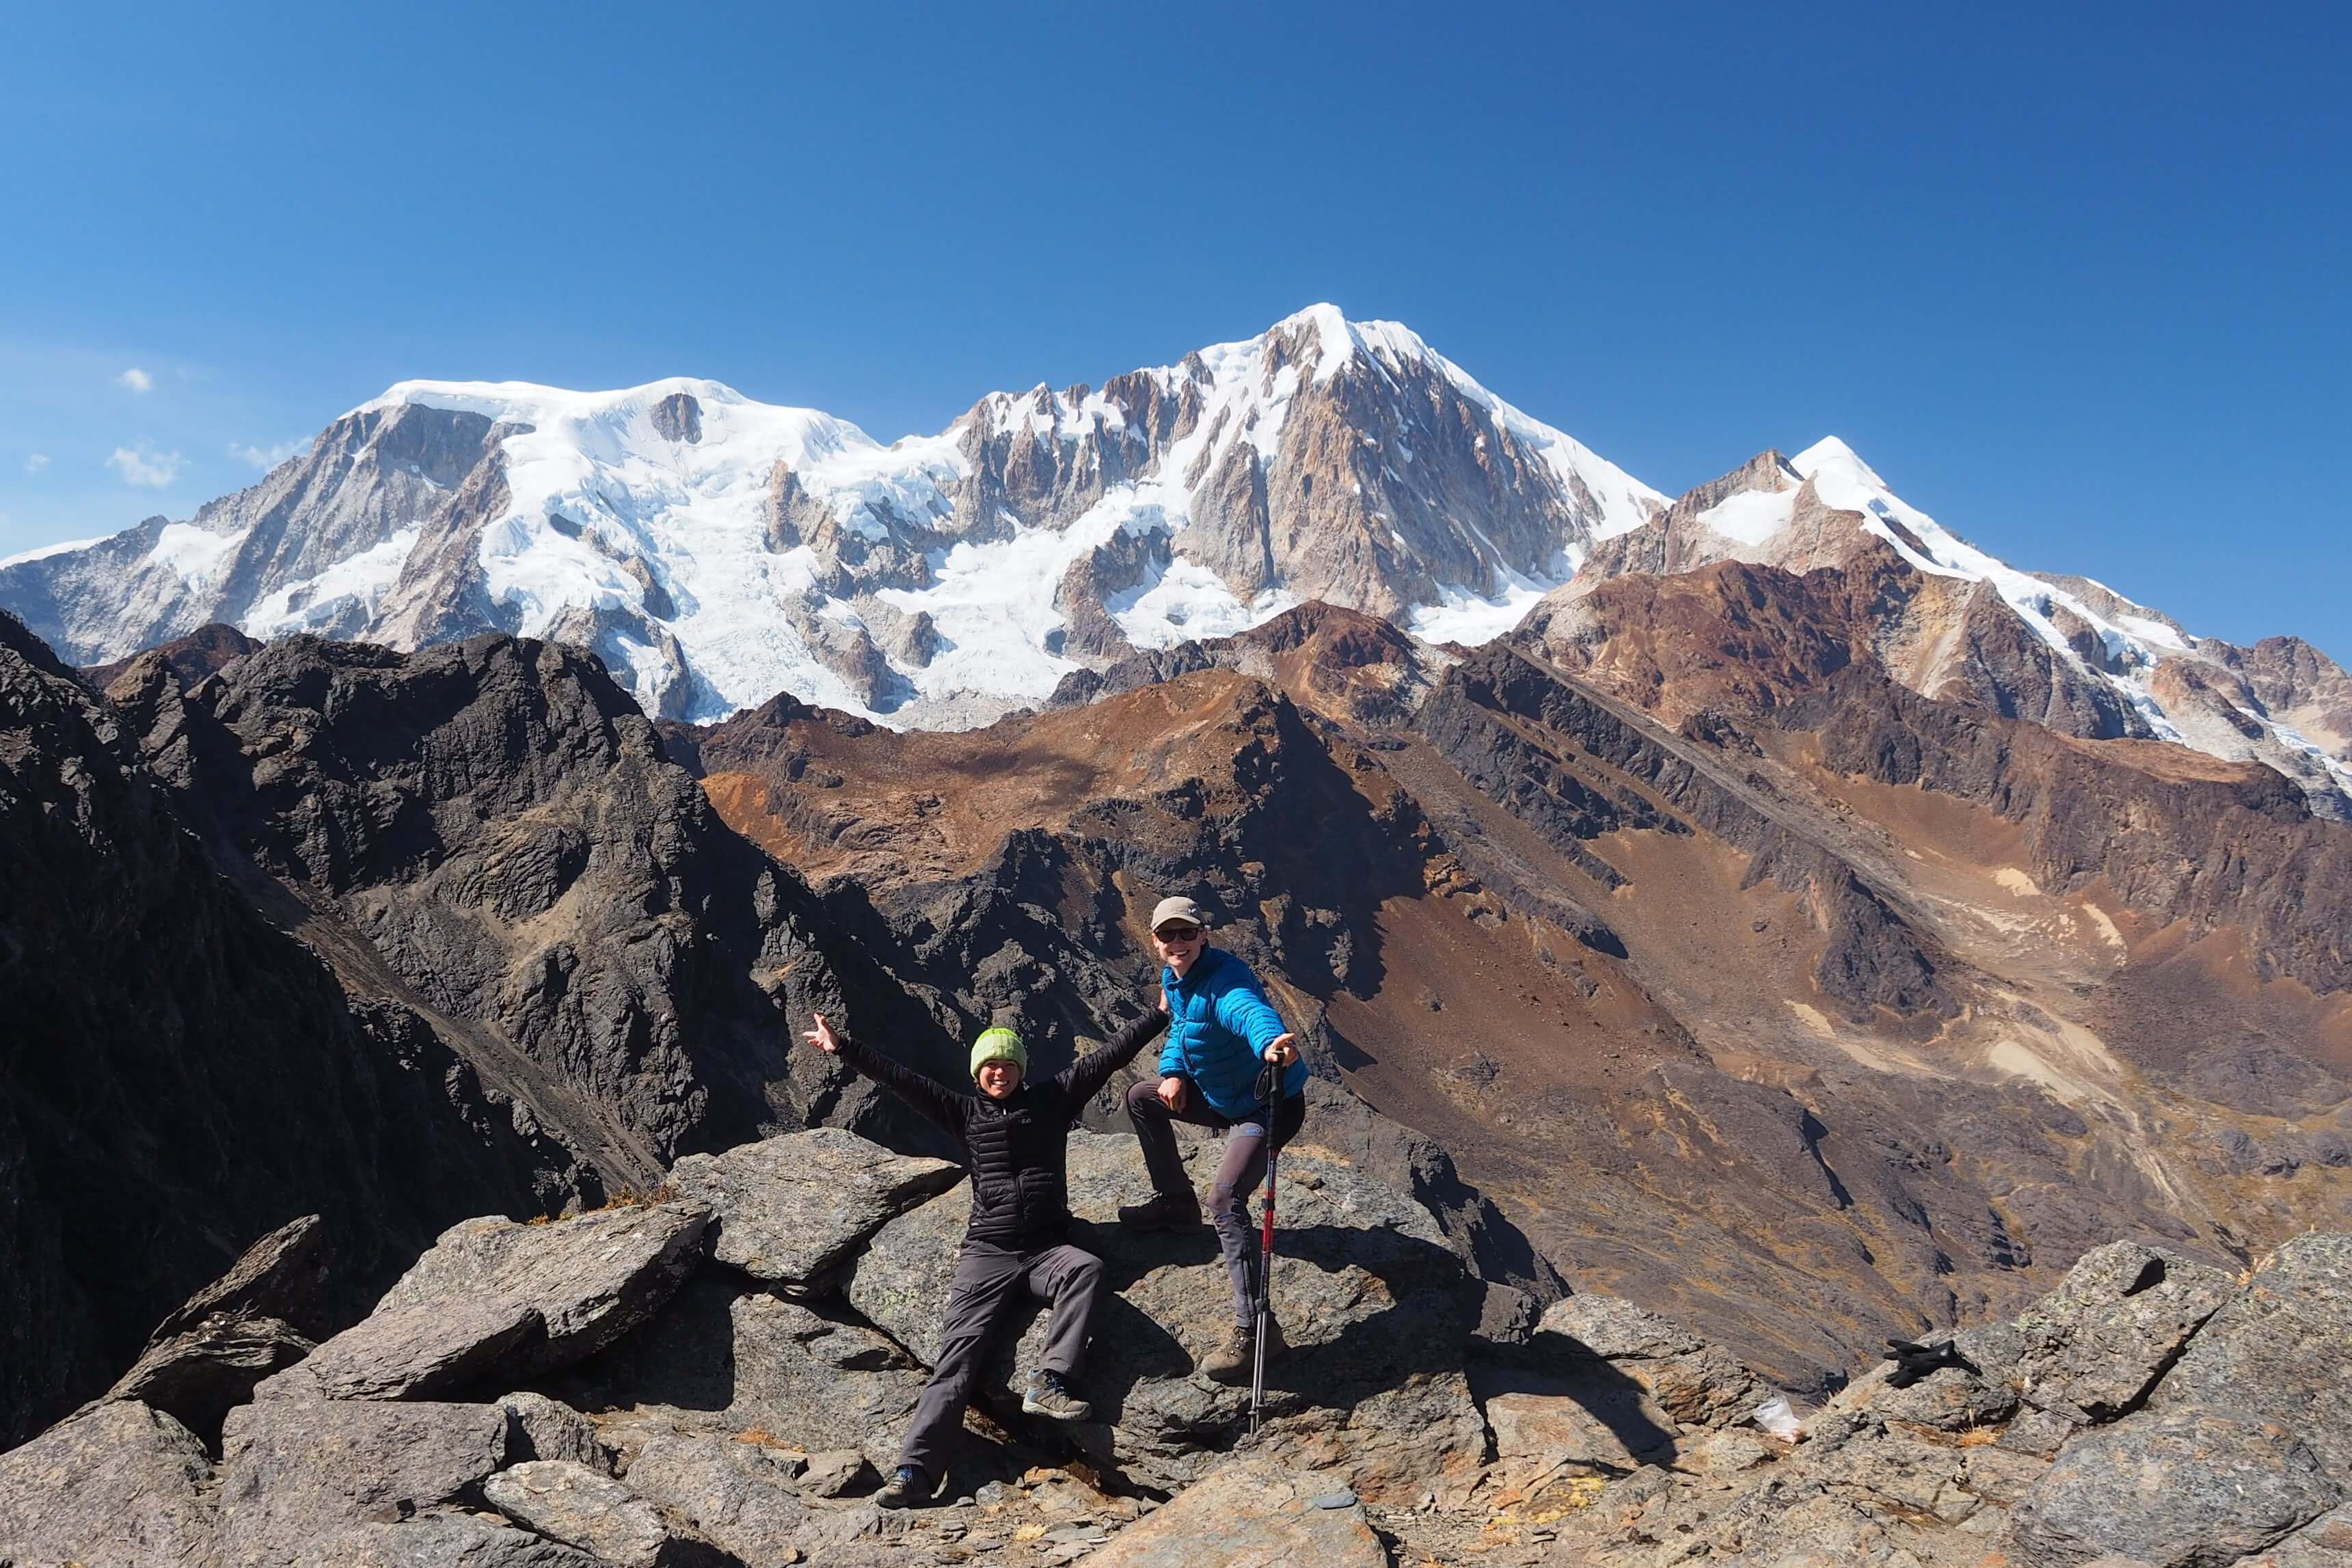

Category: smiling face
[1154, 921, 1205, 977]
[975, 1058, 1023, 1100]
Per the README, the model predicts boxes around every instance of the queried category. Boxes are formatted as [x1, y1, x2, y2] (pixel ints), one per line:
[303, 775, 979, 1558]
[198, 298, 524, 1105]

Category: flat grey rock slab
[1082, 1455, 1386, 1568]
[500, 1390, 612, 1470]
[1471, 1361, 1678, 1476]
[371, 1202, 711, 1381]
[668, 1127, 960, 1290]
[1532, 1293, 1761, 1428]
[618, 1429, 813, 1565]
[269, 1297, 544, 1401]
[151, 1212, 336, 1342]
[2008, 1406, 2342, 1568]
[290, 1511, 609, 1567]
[727, 1295, 926, 1472]
[212, 1398, 511, 1568]
[2160, 1232, 2352, 1481]
[549, 1270, 925, 1474]
[107, 1310, 314, 1436]
[483, 1459, 735, 1567]
[0, 1399, 215, 1568]
[2238, 1503, 2352, 1568]
[2001, 1239, 2236, 1422]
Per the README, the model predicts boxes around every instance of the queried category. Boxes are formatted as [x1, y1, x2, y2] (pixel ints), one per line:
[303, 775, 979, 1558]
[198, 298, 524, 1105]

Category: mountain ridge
[4, 307, 2347, 821]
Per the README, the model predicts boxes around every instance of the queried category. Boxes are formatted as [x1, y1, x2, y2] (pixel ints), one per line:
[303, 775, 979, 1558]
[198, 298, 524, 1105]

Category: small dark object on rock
[1883, 1337, 1979, 1388]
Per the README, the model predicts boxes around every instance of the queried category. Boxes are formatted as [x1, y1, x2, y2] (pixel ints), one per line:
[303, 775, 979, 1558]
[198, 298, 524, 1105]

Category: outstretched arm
[1056, 1005, 1172, 1109]
[1213, 977, 1298, 1064]
[802, 1013, 967, 1136]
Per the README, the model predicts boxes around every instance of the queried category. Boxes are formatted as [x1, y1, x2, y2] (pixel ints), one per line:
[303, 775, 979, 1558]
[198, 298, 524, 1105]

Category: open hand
[803, 1013, 841, 1054]
[1262, 1032, 1299, 1067]
[1157, 1074, 1188, 1111]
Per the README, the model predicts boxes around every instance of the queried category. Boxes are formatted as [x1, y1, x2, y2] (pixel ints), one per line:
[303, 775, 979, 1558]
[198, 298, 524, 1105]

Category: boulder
[370, 1202, 712, 1381]
[798, 1447, 878, 1498]
[1470, 1361, 1679, 1476]
[728, 1297, 926, 1472]
[617, 1428, 814, 1563]
[212, 1398, 511, 1568]
[1825, 1349, 2019, 1433]
[554, 1272, 928, 1474]
[846, 1131, 1487, 1500]
[2159, 1233, 2352, 1480]
[500, 1390, 612, 1470]
[2007, 1407, 2342, 1568]
[1082, 1455, 1387, 1568]
[1470, 1280, 1543, 1357]
[150, 1212, 336, 1342]
[2000, 1239, 2236, 1423]
[2239, 1503, 2352, 1568]
[0, 1399, 215, 1568]
[668, 1127, 961, 1292]
[290, 1513, 608, 1567]
[106, 1310, 314, 1437]
[483, 1459, 737, 1567]
[263, 1298, 543, 1401]
[1532, 1294, 1762, 1427]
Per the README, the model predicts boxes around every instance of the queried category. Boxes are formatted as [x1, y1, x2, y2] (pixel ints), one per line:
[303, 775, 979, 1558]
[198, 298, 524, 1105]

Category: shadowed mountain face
[0, 614, 582, 1446]
[0, 613, 976, 1444]
[676, 597, 2352, 1393]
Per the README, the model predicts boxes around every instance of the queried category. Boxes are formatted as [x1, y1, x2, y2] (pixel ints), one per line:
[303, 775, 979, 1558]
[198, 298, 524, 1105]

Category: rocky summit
[2, 325, 2348, 1567]
[4, 1120, 2347, 1568]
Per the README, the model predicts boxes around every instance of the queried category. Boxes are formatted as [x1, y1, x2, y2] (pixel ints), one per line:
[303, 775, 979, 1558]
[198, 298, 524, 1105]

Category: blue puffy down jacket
[1157, 946, 1305, 1118]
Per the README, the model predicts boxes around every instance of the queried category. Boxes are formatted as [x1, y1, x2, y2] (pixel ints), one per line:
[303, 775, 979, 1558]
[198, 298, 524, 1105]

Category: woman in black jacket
[801, 1001, 1167, 1507]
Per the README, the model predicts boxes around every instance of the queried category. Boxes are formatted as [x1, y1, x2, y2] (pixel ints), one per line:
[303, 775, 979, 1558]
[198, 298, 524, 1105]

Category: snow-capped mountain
[3, 305, 2347, 812]
[0, 307, 1659, 727]
[1545, 437, 2352, 811]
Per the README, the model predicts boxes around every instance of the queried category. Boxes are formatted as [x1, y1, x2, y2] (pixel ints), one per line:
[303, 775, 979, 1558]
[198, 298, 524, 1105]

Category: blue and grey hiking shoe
[878, 1464, 932, 1508]
[1021, 1368, 1093, 1422]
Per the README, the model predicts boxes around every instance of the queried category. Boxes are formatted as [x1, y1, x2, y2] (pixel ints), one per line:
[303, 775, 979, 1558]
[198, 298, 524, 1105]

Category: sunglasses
[1154, 925, 1203, 942]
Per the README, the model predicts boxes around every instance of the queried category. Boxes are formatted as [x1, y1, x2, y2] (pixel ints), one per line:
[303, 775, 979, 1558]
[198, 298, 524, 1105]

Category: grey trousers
[897, 1236, 1104, 1478]
[1125, 1080, 1306, 1326]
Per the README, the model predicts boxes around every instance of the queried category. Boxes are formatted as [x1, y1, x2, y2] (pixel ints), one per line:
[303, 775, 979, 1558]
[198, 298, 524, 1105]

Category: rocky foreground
[3, 1124, 2347, 1568]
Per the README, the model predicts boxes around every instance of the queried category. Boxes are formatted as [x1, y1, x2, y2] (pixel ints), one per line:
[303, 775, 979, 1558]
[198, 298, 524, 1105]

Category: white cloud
[118, 367, 154, 392]
[107, 444, 184, 487]
[23, 453, 49, 473]
[229, 438, 304, 470]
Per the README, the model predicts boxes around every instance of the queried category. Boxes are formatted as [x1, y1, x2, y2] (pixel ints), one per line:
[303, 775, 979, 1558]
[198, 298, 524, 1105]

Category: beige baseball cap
[1150, 895, 1210, 932]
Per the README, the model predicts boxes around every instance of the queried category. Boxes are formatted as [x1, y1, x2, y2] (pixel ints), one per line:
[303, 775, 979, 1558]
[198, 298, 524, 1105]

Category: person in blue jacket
[1116, 894, 1304, 1381]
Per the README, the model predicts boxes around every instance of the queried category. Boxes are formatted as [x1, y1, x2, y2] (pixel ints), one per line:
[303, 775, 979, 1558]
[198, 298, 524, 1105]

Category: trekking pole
[1249, 1069, 1279, 1435]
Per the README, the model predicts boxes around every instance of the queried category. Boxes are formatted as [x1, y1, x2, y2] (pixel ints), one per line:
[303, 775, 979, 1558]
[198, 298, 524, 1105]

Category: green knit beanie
[969, 1027, 1028, 1080]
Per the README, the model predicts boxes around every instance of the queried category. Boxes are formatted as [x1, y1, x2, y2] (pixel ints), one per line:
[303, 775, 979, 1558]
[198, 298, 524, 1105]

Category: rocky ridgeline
[4, 1125, 2347, 1568]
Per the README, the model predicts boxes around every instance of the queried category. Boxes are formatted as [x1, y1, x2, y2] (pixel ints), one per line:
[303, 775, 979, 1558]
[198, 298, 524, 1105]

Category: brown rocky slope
[677, 596, 2351, 1394]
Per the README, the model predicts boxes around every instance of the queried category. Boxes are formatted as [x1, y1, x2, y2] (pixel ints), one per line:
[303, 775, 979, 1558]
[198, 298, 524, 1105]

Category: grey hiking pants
[897, 1236, 1103, 1479]
[1125, 1080, 1306, 1327]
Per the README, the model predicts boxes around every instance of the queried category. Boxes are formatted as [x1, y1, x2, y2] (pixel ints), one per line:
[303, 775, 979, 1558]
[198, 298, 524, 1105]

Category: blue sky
[3, 1, 2346, 655]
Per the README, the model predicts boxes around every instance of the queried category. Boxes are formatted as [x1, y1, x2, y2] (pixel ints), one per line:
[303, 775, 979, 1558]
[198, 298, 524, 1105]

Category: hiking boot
[1021, 1368, 1093, 1422]
[878, 1465, 932, 1509]
[1116, 1192, 1203, 1232]
[1202, 1319, 1284, 1383]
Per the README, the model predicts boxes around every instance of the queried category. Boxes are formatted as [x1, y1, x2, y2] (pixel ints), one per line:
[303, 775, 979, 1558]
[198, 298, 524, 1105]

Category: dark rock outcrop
[0, 612, 579, 1445]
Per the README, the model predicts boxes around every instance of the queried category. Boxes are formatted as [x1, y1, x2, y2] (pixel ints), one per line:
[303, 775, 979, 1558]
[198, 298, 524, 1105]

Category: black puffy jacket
[833, 1011, 1167, 1246]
